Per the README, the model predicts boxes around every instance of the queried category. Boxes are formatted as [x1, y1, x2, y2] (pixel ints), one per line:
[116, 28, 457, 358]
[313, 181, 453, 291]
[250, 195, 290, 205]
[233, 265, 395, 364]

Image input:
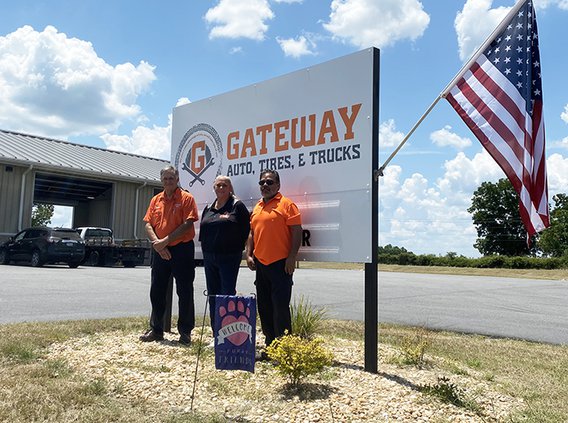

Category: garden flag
[213, 295, 256, 373]
[443, 0, 549, 239]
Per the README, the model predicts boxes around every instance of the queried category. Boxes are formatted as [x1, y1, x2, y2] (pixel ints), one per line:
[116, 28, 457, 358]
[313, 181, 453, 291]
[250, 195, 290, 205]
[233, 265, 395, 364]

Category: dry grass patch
[296, 261, 568, 280]
[380, 323, 568, 422]
[377, 264, 568, 280]
[1, 318, 566, 422]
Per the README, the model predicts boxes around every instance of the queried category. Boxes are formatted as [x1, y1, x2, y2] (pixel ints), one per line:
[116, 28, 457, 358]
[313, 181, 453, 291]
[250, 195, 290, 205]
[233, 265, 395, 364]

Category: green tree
[31, 203, 54, 227]
[468, 178, 536, 256]
[378, 244, 412, 255]
[538, 194, 568, 257]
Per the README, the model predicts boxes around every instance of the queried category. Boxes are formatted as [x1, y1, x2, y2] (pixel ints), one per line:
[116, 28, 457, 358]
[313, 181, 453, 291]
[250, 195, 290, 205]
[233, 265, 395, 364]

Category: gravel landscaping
[47, 329, 522, 422]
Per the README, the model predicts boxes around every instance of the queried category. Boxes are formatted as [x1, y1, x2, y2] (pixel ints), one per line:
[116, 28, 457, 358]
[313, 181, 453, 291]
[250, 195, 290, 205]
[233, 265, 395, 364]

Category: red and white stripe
[446, 54, 549, 237]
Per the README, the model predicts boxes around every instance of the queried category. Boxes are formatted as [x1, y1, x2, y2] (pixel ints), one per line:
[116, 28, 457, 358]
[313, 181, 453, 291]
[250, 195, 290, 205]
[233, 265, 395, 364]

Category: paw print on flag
[217, 299, 253, 346]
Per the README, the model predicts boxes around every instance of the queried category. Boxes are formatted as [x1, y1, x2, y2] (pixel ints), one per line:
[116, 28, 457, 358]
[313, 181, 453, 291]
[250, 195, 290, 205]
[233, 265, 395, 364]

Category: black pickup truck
[76, 227, 149, 267]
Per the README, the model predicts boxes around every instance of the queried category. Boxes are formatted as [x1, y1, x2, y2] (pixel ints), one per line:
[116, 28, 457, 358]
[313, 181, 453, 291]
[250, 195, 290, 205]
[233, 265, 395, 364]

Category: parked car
[0, 227, 85, 268]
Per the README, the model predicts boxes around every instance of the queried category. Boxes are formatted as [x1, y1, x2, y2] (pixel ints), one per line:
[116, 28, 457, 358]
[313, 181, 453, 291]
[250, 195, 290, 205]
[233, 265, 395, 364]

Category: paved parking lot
[1, 264, 567, 344]
[0, 264, 366, 324]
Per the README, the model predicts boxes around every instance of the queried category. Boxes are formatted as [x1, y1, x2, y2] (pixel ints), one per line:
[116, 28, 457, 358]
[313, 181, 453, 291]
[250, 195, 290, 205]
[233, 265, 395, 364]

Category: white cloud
[437, 151, 502, 197]
[455, 0, 568, 61]
[379, 150, 505, 257]
[534, 0, 568, 10]
[454, 0, 510, 61]
[323, 0, 430, 49]
[379, 119, 405, 148]
[0, 25, 156, 138]
[101, 97, 195, 159]
[205, 0, 274, 40]
[380, 170, 478, 256]
[51, 205, 74, 228]
[430, 125, 472, 150]
[551, 136, 568, 150]
[547, 153, 568, 194]
[101, 123, 171, 160]
[277, 35, 316, 58]
[561, 104, 568, 124]
[175, 97, 191, 107]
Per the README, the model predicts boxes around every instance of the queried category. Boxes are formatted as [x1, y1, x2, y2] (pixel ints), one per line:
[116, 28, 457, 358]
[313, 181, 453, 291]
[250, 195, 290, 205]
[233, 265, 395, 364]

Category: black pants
[149, 241, 195, 335]
[203, 251, 242, 330]
[255, 258, 293, 347]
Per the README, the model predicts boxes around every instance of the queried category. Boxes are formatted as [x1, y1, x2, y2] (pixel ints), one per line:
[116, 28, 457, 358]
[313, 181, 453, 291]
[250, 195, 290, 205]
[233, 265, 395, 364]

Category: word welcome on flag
[443, 0, 549, 239]
[213, 295, 256, 373]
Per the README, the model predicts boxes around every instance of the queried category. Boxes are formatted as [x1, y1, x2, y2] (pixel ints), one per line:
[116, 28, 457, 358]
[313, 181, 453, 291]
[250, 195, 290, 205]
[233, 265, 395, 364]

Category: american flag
[444, 0, 549, 239]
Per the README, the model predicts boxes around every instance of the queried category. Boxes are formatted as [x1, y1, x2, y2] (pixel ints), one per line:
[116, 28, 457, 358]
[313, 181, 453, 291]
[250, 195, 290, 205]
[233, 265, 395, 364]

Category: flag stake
[190, 290, 210, 411]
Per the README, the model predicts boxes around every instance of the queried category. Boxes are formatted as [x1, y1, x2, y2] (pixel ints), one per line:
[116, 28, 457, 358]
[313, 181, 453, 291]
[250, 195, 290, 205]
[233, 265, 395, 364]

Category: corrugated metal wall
[136, 185, 159, 239]
[112, 181, 136, 239]
[0, 164, 33, 235]
[0, 164, 23, 233]
[112, 182, 159, 240]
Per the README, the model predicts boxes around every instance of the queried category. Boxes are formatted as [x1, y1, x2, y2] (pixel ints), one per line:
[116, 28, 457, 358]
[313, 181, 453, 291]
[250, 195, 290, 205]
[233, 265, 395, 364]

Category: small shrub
[420, 376, 480, 413]
[420, 376, 465, 406]
[290, 295, 327, 339]
[466, 358, 482, 369]
[266, 334, 333, 386]
[44, 358, 73, 379]
[82, 377, 108, 396]
[396, 326, 431, 368]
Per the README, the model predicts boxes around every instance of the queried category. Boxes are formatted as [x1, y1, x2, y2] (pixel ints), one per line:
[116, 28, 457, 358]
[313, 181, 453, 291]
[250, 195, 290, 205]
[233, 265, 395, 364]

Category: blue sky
[1, 0, 567, 257]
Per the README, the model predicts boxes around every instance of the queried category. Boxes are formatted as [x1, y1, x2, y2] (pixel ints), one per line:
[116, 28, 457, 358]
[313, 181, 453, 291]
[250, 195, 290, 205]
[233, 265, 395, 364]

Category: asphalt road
[0, 264, 566, 345]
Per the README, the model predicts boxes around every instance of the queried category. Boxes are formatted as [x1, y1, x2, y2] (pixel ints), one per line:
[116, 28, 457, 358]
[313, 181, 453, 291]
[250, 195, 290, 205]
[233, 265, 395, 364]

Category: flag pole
[376, 0, 527, 178]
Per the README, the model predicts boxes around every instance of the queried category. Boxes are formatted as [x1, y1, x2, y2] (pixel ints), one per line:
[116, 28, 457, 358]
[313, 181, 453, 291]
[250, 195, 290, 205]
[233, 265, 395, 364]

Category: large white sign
[172, 48, 378, 262]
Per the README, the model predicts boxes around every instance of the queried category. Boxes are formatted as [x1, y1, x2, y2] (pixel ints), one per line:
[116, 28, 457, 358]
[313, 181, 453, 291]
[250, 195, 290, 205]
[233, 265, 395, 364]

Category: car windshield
[85, 229, 112, 237]
[51, 229, 83, 241]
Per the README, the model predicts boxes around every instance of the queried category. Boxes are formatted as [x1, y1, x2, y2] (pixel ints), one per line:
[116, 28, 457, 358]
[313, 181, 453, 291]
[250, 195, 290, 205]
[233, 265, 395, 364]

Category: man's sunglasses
[258, 179, 275, 186]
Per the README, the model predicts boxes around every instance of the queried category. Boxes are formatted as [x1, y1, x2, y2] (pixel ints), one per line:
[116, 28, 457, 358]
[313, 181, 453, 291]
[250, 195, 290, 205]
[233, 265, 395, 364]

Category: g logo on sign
[175, 123, 223, 188]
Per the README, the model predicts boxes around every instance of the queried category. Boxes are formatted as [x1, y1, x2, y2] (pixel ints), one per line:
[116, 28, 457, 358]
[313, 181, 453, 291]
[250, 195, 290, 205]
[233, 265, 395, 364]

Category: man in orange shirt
[140, 165, 199, 345]
[246, 169, 302, 356]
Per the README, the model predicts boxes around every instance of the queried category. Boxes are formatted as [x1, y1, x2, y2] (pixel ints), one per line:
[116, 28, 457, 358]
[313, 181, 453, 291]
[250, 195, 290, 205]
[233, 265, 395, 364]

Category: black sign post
[364, 47, 380, 374]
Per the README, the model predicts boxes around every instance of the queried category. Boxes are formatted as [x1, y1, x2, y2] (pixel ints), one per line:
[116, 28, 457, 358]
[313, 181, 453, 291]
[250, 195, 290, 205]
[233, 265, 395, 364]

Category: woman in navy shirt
[199, 175, 250, 331]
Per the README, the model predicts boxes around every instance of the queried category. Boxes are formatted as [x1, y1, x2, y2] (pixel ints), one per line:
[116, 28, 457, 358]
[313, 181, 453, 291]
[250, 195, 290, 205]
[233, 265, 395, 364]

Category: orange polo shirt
[250, 192, 302, 265]
[143, 187, 199, 246]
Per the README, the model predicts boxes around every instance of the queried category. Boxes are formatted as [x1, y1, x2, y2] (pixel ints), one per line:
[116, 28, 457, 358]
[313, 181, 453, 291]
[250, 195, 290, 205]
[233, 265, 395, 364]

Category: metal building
[0, 129, 168, 241]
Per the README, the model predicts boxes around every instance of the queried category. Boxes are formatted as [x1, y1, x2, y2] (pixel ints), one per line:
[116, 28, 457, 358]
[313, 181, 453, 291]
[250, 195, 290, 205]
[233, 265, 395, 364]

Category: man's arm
[245, 230, 256, 271]
[284, 224, 302, 275]
[151, 218, 196, 252]
[145, 221, 172, 260]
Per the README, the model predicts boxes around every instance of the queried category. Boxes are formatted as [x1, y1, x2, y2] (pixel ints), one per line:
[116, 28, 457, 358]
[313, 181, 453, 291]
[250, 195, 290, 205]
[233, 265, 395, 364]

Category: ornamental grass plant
[290, 295, 327, 339]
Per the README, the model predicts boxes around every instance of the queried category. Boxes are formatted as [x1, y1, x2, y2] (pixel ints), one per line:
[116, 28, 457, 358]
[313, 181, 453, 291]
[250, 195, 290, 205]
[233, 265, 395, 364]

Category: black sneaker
[179, 333, 191, 346]
[139, 330, 164, 342]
